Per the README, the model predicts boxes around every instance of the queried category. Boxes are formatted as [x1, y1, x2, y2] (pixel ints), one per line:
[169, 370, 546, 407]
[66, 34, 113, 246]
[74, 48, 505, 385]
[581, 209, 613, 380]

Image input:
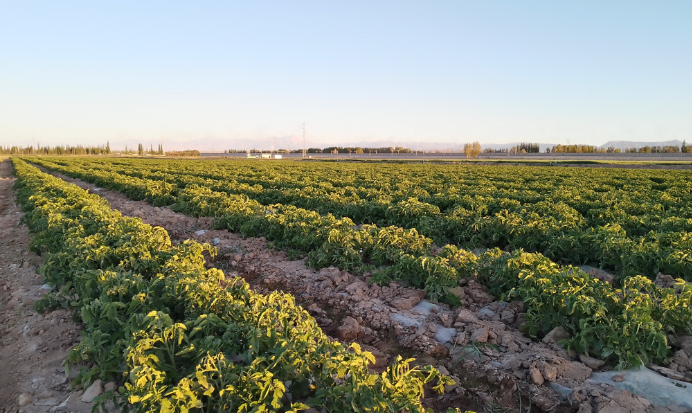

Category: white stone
[434, 326, 457, 344]
[81, 379, 103, 402]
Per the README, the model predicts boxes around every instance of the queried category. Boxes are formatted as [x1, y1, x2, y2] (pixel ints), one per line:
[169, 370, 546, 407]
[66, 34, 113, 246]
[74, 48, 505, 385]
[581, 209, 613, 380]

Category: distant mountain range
[598, 140, 684, 150]
[311, 140, 689, 152]
[154, 137, 690, 152]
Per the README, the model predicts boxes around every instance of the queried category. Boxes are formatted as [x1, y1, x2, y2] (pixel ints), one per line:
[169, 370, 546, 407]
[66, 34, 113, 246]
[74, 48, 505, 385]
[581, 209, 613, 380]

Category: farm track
[0, 160, 92, 413]
[31, 164, 686, 413]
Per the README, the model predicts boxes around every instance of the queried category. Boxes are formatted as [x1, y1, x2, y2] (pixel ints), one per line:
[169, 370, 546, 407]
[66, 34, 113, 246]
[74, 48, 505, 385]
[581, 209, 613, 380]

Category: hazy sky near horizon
[1, 1, 691, 150]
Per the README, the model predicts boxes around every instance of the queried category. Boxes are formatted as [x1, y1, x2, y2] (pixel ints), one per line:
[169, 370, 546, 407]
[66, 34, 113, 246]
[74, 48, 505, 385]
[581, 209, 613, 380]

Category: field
[204, 152, 692, 165]
[3, 156, 692, 412]
[30, 157, 692, 282]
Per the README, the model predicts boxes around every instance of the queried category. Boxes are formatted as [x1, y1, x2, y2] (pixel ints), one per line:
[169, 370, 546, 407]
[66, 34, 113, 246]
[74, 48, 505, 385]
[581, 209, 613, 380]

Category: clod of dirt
[542, 326, 572, 345]
[580, 355, 606, 370]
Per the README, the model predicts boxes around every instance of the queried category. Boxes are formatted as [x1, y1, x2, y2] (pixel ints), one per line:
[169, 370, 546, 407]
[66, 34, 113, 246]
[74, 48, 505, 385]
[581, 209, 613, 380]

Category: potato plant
[24, 157, 692, 368]
[13, 159, 455, 413]
[30, 156, 692, 281]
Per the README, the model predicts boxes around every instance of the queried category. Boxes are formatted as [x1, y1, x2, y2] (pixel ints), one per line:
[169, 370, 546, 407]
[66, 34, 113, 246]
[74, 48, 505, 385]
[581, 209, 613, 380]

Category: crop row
[25, 157, 692, 369]
[35, 157, 692, 281]
[12, 158, 460, 413]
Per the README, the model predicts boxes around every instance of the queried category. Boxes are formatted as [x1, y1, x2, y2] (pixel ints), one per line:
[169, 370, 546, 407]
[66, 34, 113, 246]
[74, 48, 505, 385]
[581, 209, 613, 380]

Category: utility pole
[302, 123, 306, 158]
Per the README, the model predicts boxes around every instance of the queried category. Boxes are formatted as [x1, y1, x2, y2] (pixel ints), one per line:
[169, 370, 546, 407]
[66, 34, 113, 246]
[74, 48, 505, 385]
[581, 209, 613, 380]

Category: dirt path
[0, 160, 93, 413]
[33, 166, 687, 413]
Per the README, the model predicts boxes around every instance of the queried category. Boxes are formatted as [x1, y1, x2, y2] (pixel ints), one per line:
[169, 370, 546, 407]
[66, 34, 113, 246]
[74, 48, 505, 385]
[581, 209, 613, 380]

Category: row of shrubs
[38, 157, 692, 282]
[13, 158, 457, 413]
[27, 157, 692, 370]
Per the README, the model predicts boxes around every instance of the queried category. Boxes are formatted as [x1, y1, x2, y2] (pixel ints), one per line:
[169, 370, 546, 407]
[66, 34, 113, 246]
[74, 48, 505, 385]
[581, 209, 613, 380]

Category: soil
[6, 159, 687, 413]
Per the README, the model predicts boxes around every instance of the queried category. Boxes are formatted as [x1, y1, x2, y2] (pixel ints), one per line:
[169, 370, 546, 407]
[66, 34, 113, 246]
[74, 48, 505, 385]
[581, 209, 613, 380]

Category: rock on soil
[579, 355, 606, 370]
[336, 317, 362, 341]
[81, 380, 103, 402]
[542, 326, 571, 345]
[655, 273, 679, 289]
[390, 290, 425, 310]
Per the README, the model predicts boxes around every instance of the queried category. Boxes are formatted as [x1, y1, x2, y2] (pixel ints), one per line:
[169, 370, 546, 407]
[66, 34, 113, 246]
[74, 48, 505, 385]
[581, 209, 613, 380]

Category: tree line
[549, 144, 688, 153]
[1, 143, 112, 155]
[165, 150, 201, 157]
[483, 143, 540, 154]
[225, 146, 416, 154]
[6, 140, 692, 157]
[483, 142, 692, 154]
[226, 145, 487, 157]
[132, 143, 164, 156]
[0, 142, 204, 157]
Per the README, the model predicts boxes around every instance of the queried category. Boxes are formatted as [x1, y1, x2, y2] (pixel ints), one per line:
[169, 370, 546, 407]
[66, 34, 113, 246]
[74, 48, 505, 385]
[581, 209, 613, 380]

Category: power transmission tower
[302, 123, 306, 158]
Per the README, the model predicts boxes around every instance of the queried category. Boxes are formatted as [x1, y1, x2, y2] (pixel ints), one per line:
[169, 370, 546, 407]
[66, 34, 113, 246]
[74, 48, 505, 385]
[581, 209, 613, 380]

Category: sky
[1, 1, 691, 150]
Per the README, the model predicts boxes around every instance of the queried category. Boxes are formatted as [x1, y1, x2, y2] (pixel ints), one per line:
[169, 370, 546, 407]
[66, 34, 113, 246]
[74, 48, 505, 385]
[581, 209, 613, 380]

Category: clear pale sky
[1, 1, 691, 150]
